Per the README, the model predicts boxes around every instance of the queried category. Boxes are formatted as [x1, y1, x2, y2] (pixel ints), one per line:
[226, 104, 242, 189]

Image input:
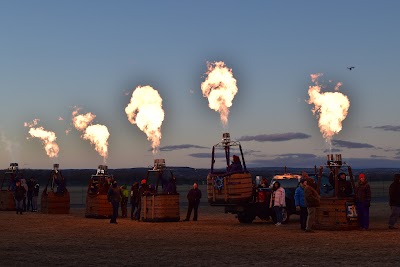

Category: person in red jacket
[355, 173, 371, 230]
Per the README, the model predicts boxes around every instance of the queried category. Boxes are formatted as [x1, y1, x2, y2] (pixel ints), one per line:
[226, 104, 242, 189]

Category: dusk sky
[1, 1, 400, 169]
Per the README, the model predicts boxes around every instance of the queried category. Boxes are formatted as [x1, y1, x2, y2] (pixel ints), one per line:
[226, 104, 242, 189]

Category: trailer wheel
[237, 212, 255, 224]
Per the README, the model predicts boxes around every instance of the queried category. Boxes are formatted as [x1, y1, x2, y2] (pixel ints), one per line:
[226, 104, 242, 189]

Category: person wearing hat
[107, 180, 121, 224]
[355, 173, 371, 230]
[136, 179, 149, 221]
[295, 178, 308, 231]
[227, 155, 243, 173]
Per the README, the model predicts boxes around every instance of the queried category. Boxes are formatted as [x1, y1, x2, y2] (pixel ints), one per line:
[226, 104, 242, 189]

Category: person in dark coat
[227, 155, 243, 172]
[32, 181, 40, 212]
[163, 177, 177, 194]
[184, 183, 202, 221]
[14, 180, 26, 215]
[304, 179, 320, 233]
[107, 181, 121, 224]
[355, 173, 371, 230]
[130, 182, 139, 220]
[388, 173, 400, 229]
[329, 172, 352, 197]
[27, 177, 35, 211]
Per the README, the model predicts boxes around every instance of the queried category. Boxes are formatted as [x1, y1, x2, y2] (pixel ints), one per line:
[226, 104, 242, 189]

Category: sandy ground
[0, 198, 398, 267]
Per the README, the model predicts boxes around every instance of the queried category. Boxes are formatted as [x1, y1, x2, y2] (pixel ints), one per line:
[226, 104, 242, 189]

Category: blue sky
[1, 1, 400, 169]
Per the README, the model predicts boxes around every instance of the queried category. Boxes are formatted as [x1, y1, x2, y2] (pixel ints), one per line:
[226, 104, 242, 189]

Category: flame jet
[201, 61, 238, 127]
[125, 85, 165, 154]
[307, 73, 350, 146]
[71, 109, 110, 162]
[24, 119, 60, 158]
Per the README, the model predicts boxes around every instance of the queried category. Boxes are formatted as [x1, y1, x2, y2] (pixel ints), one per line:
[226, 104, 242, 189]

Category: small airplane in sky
[347, 66, 355, 70]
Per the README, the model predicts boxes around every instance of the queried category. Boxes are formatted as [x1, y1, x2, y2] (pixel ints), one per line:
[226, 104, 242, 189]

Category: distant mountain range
[2, 166, 399, 187]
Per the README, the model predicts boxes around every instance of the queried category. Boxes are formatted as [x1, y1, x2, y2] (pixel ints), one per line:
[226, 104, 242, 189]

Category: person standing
[130, 182, 139, 220]
[295, 179, 308, 231]
[32, 181, 40, 212]
[27, 177, 35, 211]
[107, 181, 121, 224]
[388, 173, 400, 229]
[184, 183, 202, 221]
[14, 180, 26, 215]
[120, 185, 129, 218]
[270, 181, 286, 226]
[355, 173, 371, 230]
[136, 179, 149, 221]
[304, 179, 320, 233]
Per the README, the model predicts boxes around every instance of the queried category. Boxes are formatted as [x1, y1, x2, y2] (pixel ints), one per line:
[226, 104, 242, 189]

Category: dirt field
[0, 199, 398, 267]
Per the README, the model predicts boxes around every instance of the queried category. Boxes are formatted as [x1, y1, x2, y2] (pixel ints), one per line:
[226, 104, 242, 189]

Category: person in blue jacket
[295, 178, 308, 231]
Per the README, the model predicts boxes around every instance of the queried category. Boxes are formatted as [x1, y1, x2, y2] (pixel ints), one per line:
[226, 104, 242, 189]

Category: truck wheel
[282, 208, 290, 224]
[271, 208, 290, 224]
[237, 212, 255, 224]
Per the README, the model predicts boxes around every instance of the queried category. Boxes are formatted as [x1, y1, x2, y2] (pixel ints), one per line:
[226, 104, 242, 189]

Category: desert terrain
[0, 184, 398, 267]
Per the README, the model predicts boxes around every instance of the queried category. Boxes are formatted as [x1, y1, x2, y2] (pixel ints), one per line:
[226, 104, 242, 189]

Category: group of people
[292, 172, 400, 232]
[14, 177, 40, 214]
[106, 176, 202, 224]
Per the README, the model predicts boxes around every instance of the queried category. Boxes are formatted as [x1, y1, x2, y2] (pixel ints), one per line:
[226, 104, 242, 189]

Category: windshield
[271, 178, 299, 189]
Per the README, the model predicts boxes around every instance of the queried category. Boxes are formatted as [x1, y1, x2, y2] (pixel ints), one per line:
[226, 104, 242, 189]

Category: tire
[271, 207, 290, 224]
[282, 207, 290, 224]
[237, 211, 255, 224]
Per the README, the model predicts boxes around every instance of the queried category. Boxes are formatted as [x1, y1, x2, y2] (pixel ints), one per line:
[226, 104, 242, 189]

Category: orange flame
[201, 61, 238, 127]
[25, 120, 59, 158]
[83, 124, 110, 159]
[72, 109, 96, 131]
[72, 109, 109, 161]
[307, 73, 350, 145]
[125, 85, 165, 154]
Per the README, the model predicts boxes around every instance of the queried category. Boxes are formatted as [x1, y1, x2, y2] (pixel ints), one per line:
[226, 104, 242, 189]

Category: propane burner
[222, 132, 230, 145]
[8, 163, 18, 172]
[97, 165, 108, 175]
[153, 159, 166, 170]
[53, 163, 59, 173]
[327, 154, 342, 166]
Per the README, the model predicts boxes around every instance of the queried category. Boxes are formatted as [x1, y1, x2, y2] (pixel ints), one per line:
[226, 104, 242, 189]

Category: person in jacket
[304, 179, 320, 233]
[227, 155, 243, 172]
[130, 182, 139, 220]
[32, 181, 40, 212]
[330, 172, 353, 197]
[14, 180, 26, 215]
[388, 173, 400, 229]
[27, 177, 35, 211]
[270, 181, 286, 226]
[107, 181, 121, 224]
[184, 183, 202, 221]
[355, 173, 371, 230]
[20, 178, 28, 211]
[295, 178, 308, 231]
[163, 176, 177, 194]
[120, 184, 129, 218]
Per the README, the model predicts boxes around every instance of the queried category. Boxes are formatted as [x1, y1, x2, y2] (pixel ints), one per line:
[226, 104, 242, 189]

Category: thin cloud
[189, 152, 225, 159]
[158, 144, 208, 152]
[369, 125, 400, 132]
[323, 148, 342, 153]
[370, 154, 386, 158]
[238, 132, 311, 142]
[332, 140, 375, 149]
